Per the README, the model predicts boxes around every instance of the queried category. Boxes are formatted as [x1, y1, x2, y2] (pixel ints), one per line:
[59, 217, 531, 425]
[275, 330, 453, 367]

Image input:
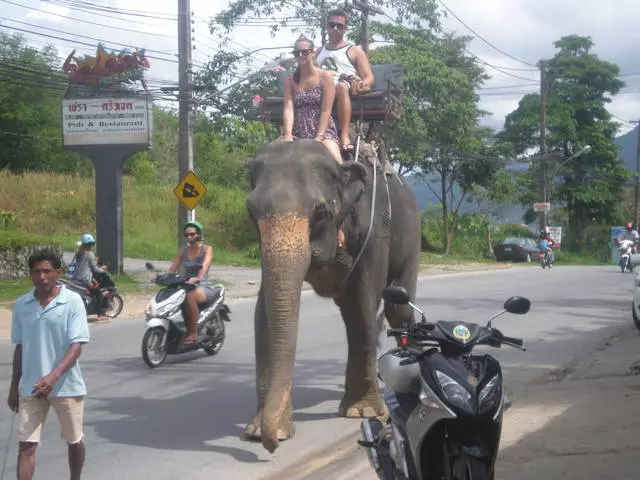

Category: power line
[379, 12, 539, 83]
[1, 0, 175, 39]
[42, 0, 176, 21]
[436, 0, 537, 69]
[0, 17, 178, 59]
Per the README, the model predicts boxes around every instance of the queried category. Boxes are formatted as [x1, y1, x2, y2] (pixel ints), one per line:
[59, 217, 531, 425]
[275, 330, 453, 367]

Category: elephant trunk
[258, 213, 311, 453]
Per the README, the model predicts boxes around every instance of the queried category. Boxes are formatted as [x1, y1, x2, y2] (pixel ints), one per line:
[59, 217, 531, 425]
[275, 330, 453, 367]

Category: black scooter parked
[359, 286, 530, 480]
[60, 270, 124, 318]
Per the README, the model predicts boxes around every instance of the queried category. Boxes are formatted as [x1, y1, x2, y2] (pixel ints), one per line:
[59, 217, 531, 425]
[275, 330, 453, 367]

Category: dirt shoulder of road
[0, 261, 513, 340]
[496, 326, 640, 479]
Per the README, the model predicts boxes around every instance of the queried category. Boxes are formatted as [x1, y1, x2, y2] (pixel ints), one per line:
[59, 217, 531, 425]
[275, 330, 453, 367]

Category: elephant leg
[245, 287, 295, 441]
[337, 265, 386, 418]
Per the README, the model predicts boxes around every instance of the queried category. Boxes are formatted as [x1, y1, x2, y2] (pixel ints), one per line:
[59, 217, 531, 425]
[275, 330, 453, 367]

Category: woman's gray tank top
[182, 245, 211, 286]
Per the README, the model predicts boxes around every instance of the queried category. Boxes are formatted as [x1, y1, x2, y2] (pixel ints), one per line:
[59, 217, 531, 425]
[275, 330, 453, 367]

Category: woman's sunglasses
[293, 49, 313, 57]
[184, 232, 198, 238]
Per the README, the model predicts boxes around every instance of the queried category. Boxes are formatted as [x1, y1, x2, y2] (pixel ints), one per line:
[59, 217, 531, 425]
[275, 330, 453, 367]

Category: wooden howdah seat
[258, 63, 404, 125]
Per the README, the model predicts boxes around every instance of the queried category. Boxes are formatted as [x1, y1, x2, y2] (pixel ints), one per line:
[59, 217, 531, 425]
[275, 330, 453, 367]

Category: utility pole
[538, 60, 548, 234]
[177, 0, 194, 247]
[633, 120, 640, 229]
[353, 0, 384, 53]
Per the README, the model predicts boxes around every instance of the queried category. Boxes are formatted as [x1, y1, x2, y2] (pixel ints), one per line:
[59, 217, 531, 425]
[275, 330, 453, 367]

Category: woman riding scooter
[167, 221, 216, 344]
[71, 233, 108, 317]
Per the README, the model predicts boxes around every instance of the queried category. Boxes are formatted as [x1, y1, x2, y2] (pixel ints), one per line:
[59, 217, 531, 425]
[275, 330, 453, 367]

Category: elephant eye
[313, 203, 332, 221]
[310, 204, 332, 239]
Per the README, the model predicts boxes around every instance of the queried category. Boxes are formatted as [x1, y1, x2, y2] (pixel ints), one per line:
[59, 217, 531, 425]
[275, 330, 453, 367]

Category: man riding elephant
[244, 138, 421, 453]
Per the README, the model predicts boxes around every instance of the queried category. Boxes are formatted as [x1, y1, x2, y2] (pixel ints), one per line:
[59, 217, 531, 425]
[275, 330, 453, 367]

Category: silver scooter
[141, 269, 231, 368]
[360, 286, 530, 480]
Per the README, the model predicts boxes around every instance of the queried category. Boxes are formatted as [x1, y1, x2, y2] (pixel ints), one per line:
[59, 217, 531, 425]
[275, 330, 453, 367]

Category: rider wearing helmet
[167, 221, 215, 344]
[617, 222, 639, 254]
[71, 233, 108, 316]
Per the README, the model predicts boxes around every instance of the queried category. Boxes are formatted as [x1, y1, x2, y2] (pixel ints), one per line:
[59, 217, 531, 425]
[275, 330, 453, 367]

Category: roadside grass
[420, 252, 496, 265]
[0, 274, 143, 304]
[0, 170, 259, 266]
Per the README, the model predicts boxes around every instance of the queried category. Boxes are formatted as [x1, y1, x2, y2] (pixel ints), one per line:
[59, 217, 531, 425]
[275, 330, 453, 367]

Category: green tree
[499, 35, 630, 250]
[0, 32, 90, 173]
[369, 24, 503, 253]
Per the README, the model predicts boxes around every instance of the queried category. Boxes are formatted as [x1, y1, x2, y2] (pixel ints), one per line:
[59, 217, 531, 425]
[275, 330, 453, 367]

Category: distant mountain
[406, 130, 637, 225]
[614, 126, 638, 171]
[405, 169, 528, 225]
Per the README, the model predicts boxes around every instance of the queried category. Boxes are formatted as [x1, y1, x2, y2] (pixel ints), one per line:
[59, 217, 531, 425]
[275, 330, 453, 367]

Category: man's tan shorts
[19, 396, 85, 444]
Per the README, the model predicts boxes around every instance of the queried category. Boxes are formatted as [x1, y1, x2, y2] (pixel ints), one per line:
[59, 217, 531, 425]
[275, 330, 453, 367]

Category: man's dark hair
[28, 249, 62, 270]
[326, 8, 348, 24]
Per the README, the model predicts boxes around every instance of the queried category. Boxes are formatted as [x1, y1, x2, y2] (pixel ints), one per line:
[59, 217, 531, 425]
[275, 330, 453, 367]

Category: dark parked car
[494, 237, 539, 262]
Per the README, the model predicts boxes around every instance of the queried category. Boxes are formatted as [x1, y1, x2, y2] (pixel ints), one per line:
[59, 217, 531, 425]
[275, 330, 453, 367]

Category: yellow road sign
[173, 170, 207, 210]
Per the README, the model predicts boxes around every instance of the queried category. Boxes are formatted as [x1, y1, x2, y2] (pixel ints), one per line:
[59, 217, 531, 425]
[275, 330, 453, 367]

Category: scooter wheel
[203, 317, 225, 356]
[103, 294, 124, 318]
[633, 301, 640, 331]
[142, 327, 168, 368]
[452, 455, 489, 480]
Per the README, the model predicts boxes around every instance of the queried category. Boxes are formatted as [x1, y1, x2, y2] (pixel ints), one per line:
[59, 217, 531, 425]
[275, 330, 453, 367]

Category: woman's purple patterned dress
[292, 85, 339, 141]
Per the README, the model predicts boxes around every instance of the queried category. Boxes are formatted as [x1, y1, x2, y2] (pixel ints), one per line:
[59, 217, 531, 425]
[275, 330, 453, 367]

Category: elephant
[244, 138, 421, 453]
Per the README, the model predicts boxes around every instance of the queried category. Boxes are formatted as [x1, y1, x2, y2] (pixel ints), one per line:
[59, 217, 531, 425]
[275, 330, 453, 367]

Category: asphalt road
[0, 266, 632, 479]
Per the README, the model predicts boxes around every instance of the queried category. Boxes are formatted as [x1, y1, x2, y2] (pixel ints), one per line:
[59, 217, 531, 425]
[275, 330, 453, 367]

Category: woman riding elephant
[244, 137, 421, 453]
[278, 36, 346, 249]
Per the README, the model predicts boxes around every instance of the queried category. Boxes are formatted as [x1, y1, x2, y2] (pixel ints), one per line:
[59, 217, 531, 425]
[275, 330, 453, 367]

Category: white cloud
[24, 3, 70, 22]
[3, 0, 639, 133]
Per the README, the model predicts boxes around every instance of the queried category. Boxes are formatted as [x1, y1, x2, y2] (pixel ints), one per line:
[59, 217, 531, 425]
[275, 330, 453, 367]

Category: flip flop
[183, 337, 198, 345]
[341, 143, 355, 161]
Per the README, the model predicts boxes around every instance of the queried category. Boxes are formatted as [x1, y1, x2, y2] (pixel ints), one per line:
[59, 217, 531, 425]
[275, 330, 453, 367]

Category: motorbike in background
[618, 239, 635, 273]
[359, 286, 530, 480]
[59, 269, 124, 318]
[141, 267, 231, 368]
[538, 248, 552, 269]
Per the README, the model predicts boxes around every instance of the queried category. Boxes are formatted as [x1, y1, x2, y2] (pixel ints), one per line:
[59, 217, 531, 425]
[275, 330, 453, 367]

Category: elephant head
[245, 139, 367, 452]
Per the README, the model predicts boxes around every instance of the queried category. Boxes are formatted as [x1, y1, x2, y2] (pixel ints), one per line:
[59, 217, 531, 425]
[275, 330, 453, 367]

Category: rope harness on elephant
[340, 136, 392, 286]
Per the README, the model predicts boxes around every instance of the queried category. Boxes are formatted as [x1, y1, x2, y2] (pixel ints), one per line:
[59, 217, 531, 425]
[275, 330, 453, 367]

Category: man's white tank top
[316, 43, 358, 77]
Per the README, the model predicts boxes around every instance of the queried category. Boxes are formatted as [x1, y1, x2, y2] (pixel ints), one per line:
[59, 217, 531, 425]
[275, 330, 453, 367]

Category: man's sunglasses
[327, 21, 346, 30]
[293, 49, 313, 57]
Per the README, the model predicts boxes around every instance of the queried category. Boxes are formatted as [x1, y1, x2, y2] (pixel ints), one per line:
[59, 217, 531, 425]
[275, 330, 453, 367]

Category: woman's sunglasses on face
[327, 21, 345, 30]
[293, 49, 313, 57]
[184, 232, 198, 238]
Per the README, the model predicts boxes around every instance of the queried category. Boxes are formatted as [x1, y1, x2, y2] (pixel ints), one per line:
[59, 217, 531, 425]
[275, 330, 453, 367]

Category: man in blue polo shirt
[8, 249, 89, 480]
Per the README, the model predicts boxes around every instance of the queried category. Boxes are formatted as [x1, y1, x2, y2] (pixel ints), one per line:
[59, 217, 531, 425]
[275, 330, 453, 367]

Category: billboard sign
[62, 97, 151, 146]
[547, 226, 562, 249]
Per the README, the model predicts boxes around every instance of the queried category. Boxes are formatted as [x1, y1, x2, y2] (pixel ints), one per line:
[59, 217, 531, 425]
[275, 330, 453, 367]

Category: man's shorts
[328, 72, 353, 90]
[19, 396, 85, 444]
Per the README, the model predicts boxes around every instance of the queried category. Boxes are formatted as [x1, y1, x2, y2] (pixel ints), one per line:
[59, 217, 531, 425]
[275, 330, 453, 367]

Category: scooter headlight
[144, 301, 152, 317]
[435, 371, 473, 413]
[479, 374, 502, 414]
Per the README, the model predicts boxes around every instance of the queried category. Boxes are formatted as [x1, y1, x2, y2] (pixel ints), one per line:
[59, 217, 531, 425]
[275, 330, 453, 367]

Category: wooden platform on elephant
[259, 63, 404, 125]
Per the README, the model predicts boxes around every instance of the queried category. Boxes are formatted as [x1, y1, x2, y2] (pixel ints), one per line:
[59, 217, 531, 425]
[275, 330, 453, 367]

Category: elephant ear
[336, 160, 368, 227]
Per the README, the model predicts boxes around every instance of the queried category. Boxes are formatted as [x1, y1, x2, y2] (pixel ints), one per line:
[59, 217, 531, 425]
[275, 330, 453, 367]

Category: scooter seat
[198, 285, 223, 311]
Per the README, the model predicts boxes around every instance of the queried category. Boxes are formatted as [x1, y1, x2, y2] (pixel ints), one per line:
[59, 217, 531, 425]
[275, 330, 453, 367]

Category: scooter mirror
[503, 296, 531, 315]
[382, 286, 410, 305]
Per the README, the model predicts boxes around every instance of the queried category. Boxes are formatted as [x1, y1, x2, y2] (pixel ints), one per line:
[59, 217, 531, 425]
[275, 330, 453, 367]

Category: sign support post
[62, 97, 152, 274]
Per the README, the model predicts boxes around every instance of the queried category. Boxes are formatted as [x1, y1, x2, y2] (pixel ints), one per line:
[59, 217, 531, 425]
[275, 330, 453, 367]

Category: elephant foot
[339, 393, 386, 418]
[244, 413, 295, 442]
